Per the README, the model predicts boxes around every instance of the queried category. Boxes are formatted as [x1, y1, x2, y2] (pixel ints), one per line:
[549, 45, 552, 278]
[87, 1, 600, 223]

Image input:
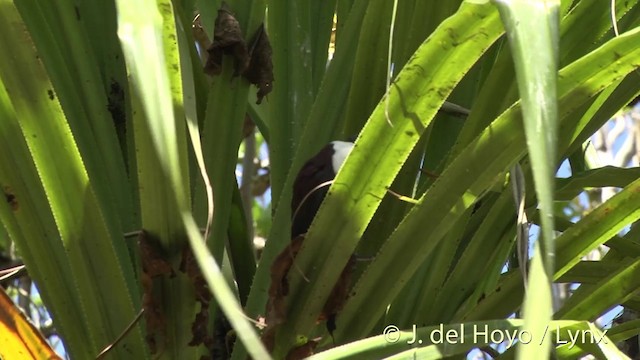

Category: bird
[263, 140, 356, 353]
[290, 140, 356, 338]
[290, 141, 354, 238]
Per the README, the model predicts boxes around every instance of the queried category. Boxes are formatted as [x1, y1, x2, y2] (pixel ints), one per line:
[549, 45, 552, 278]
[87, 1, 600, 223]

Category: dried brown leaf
[180, 245, 216, 354]
[244, 23, 273, 104]
[141, 271, 165, 354]
[138, 231, 174, 278]
[263, 235, 356, 348]
[261, 236, 306, 351]
[204, 3, 249, 77]
[203, 49, 223, 76]
[188, 307, 213, 348]
[180, 245, 212, 305]
[138, 231, 174, 354]
[320, 255, 356, 336]
[265, 235, 305, 329]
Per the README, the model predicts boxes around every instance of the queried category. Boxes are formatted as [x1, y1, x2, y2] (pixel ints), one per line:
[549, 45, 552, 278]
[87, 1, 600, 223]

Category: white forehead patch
[331, 141, 354, 174]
